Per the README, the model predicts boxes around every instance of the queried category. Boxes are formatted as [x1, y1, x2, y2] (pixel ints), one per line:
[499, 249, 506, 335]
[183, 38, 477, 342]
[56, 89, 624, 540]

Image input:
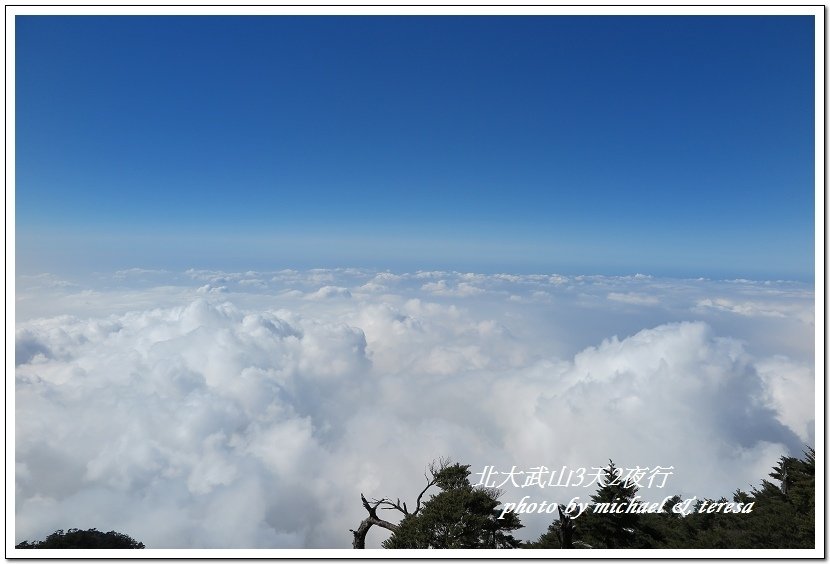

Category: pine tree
[573, 460, 650, 548]
[382, 463, 523, 548]
[741, 447, 815, 548]
[530, 449, 815, 549]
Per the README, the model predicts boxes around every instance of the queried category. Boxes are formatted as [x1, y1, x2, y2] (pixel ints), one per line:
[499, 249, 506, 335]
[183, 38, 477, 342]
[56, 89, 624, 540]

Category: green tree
[351, 459, 522, 549]
[525, 505, 580, 548]
[16, 528, 144, 549]
[571, 460, 664, 548]
[741, 447, 814, 548]
[383, 463, 522, 548]
[530, 448, 815, 549]
[679, 448, 814, 549]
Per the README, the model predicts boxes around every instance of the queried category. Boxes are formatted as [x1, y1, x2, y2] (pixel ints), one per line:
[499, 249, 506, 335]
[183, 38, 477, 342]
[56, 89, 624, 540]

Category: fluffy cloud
[13, 269, 815, 549]
[304, 286, 352, 300]
[421, 279, 486, 297]
[607, 292, 660, 306]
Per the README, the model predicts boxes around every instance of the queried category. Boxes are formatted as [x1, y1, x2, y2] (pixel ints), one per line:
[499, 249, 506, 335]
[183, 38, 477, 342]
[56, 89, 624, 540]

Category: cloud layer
[14, 269, 815, 548]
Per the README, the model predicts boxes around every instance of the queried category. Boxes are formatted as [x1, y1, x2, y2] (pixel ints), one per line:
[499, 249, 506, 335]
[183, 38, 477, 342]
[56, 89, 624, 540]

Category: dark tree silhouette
[529, 448, 815, 549]
[16, 528, 145, 549]
[349, 458, 450, 548]
[351, 458, 522, 549]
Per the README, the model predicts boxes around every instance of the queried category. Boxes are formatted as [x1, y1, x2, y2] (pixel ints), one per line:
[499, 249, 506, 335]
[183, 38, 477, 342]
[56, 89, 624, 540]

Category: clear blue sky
[15, 15, 815, 279]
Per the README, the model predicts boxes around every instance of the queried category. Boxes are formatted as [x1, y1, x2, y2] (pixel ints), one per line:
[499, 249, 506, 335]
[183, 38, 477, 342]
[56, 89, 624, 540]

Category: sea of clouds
[13, 268, 815, 548]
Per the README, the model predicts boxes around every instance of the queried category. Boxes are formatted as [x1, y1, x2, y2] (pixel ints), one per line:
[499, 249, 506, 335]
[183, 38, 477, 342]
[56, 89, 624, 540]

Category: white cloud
[304, 286, 353, 300]
[695, 297, 813, 323]
[755, 356, 815, 444]
[607, 292, 660, 306]
[197, 284, 229, 295]
[13, 269, 815, 549]
[421, 280, 486, 297]
[238, 278, 268, 289]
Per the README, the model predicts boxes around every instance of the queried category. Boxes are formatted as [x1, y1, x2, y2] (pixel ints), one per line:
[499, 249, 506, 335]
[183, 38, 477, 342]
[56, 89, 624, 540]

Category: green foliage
[580, 460, 649, 548]
[383, 463, 523, 548]
[677, 448, 815, 549]
[530, 448, 815, 549]
[16, 528, 145, 549]
[529, 461, 666, 548]
[553, 460, 663, 549]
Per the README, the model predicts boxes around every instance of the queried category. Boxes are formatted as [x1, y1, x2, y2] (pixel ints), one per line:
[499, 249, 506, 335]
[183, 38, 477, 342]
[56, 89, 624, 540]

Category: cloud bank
[14, 269, 815, 548]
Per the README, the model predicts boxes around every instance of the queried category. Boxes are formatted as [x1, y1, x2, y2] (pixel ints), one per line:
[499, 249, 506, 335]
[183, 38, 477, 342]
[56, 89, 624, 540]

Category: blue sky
[15, 15, 816, 279]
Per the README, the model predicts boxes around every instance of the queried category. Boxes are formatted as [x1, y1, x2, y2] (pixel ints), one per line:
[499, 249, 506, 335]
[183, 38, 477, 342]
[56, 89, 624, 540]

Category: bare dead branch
[352, 494, 401, 548]
[375, 497, 409, 515]
[413, 478, 435, 516]
[413, 465, 444, 516]
[352, 459, 449, 547]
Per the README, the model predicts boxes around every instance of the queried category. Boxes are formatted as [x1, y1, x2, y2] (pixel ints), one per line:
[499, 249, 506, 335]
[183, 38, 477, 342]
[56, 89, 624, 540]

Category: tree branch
[411, 457, 449, 515]
[351, 459, 449, 548]
[375, 497, 409, 515]
[413, 476, 437, 516]
[351, 494, 400, 549]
